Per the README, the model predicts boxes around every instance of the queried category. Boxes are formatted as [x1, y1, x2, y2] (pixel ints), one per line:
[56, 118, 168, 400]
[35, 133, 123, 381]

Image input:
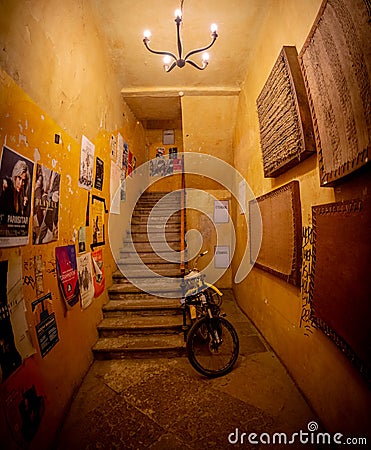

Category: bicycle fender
[205, 283, 223, 297]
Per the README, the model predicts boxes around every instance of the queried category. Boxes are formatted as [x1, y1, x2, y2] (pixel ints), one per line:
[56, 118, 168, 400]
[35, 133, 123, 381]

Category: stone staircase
[92, 191, 186, 359]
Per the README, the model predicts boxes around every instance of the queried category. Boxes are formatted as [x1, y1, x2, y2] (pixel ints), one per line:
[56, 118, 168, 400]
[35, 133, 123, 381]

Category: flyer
[55, 245, 80, 308]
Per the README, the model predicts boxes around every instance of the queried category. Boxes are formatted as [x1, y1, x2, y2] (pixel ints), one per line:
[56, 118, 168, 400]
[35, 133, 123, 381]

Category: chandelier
[142, 5, 218, 72]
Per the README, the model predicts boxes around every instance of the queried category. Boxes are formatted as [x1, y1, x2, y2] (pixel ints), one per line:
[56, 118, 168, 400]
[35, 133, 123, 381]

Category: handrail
[180, 153, 186, 276]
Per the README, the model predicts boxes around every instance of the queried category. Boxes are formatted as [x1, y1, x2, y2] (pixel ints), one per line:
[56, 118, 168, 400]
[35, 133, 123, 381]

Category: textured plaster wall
[181, 95, 238, 283]
[0, 1, 146, 449]
[232, 0, 371, 438]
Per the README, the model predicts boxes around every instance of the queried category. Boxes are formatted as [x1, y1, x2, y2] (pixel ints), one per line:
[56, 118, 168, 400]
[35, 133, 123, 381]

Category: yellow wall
[0, 1, 146, 448]
[232, 0, 371, 437]
[181, 95, 238, 281]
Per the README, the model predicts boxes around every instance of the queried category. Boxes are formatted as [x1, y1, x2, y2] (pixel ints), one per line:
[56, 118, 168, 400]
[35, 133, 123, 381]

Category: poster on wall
[91, 195, 107, 248]
[0, 146, 34, 247]
[127, 150, 133, 176]
[0, 257, 35, 383]
[214, 200, 229, 223]
[55, 245, 80, 308]
[150, 158, 174, 177]
[156, 147, 165, 158]
[173, 158, 183, 172]
[3, 357, 45, 445]
[77, 253, 94, 309]
[78, 226, 87, 253]
[110, 134, 117, 161]
[92, 249, 105, 297]
[78, 135, 95, 191]
[214, 246, 230, 268]
[31, 292, 59, 358]
[122, 141, 129, 170]
[169, 147, 178, 159]
[32, 164, 60, 245]
[163, 129, 174, 145]
[94, 157, 104, 191]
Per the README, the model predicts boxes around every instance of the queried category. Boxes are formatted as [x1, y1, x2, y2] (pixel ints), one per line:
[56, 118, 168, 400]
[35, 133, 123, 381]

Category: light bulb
[174, 9, 182, 18]
[163, 55, 172, 65]
[202, 52, 210, 62]
[143, 30, 151, 39]
[210, 23, 218, 33]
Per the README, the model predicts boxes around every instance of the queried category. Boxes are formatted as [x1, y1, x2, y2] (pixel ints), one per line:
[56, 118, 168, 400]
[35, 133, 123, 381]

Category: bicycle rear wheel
[186, 316, 239, 377]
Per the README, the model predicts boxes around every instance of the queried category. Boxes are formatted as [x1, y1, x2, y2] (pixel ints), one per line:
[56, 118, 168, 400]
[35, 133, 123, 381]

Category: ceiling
[90, 0, 268, 124]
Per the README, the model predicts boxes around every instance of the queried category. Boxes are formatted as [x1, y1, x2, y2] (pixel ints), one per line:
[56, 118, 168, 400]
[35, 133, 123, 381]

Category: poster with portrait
[55, 245, 80, 308]
[78, 135, 95, 190]
[32, 164, 60, 245]
[0, 257, 35, 383]
[0, 146, 34, 247]
[77, 253, 94, 309]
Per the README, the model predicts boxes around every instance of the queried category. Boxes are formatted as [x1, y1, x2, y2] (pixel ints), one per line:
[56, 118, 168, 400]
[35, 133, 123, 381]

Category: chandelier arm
[165, 61, 178, 72]
[184, 35, 217, 61]
[176, 19, 183, 60]
[185, 59, 207, 70]
[143, 40, 177, 61]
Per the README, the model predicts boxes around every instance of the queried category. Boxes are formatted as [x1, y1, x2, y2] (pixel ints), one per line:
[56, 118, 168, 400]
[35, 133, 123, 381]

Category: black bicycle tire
[186, 316, 239, 377]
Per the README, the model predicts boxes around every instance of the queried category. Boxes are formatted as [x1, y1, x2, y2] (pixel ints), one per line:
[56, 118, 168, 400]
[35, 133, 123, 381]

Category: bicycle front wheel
[186, 316, 239, 377]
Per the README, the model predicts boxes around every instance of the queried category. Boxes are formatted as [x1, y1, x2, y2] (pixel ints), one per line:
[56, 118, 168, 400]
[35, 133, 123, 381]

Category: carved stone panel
[257, 46, 316, 178]
[299, 0, 371, 186]
[310, 198, 371, 383]
[251, 180, 302, 286]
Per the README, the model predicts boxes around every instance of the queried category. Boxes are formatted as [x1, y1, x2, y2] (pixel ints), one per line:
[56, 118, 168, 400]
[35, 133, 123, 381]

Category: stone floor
[55, 290, 323, 449]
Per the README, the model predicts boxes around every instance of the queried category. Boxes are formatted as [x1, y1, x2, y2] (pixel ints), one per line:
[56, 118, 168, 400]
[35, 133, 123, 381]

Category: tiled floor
[55, 290, 321, 449]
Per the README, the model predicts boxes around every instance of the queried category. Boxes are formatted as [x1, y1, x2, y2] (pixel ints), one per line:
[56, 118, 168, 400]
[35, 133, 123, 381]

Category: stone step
[122, 242, 181, 253]
[139, 192, 180, 199]
[130, 219, 180, 227]
[119, 250, 177, 257]
[118, 257, 180, 267]
[97, 315, 182, 337]
[135, 200, 180, 207]
[92, 334, 186, 360]
[132, 207, 180, 216]
[116, 266, 181, 278]
[92, 190, 185, 362]
[103, 297, 182, 316]
[137, 193, 180, 200]
[109, 278, 182, 296]
[130, 225, 181, 234]
[118, 251, 181, 264]
[130, 232, 180, 242]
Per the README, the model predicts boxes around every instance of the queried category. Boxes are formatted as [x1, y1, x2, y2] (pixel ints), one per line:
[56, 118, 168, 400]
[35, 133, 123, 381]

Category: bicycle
[180, 251, 239, 377]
